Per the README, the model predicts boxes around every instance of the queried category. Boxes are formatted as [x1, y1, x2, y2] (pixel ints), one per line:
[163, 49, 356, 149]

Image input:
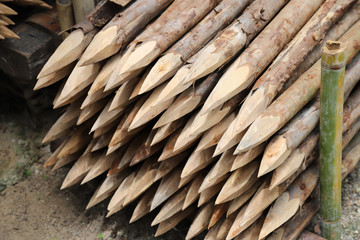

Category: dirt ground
[0, 90, 359, 240]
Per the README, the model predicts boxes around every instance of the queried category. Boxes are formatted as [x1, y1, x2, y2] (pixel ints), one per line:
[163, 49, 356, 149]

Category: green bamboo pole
[56, 0, 75, 39]
[320, 40, 346, 240]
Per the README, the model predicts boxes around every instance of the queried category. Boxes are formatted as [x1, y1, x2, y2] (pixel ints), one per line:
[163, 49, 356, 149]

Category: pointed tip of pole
[79, 26, 119, 66]
[138, 53, 183, 95]
[120, 41, 161, 75]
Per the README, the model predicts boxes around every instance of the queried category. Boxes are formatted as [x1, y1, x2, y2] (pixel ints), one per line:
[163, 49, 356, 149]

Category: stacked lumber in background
[0, 0, 52, 39]
[35, 0, 360, 239]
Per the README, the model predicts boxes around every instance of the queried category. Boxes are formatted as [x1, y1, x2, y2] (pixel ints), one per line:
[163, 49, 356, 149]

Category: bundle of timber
[0, 0, 52, 39]
[35, 0, 360, 239]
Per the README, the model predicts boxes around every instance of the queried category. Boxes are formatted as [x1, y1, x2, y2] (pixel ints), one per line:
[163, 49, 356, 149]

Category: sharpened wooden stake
[188, 93, 244, 137]
[107, 171, 136, 217]
[208, 202, 228, 229]
[77, 98, 107, 125]
[55, 62, 101, 108]
[151, 117, 186, 146]
[232, 0, 355, 135]
[234, 216, 264, 240]
[44, 140, 67, 168]
[60, 151, 101, 189]
[82, 150, 119, 184]
[216, 213, 237, 240]
[90, 99, 125, 132]
[192, 0, 323, 113]
[118, 0, 218, 75]
[129, 83, 175, 130]
[231, 143, 265, 171]
[198, 180, 224, 207]
[237, 21, 360, 153]
[109, 77, 139, 111]
[152, 187, 188, 225]
[34, 63, 75, 90]
[86, 171, 128, 209]
[226, 202, 263, 240]
[123, 157, 159, 206]
[195, 112, 236, 152]
[270, 131, 319, 189]
[227, 181, 261, 217]
[259, 165, 319, 239]
[154, 74, 217, 128]
[183, 174, 204, 210]
[138, 0, 251, 94]
[181, 146, 216, 178]
[38, 29, 96, 78]
[151, 167, 182, 211]
[155, 152, 188, 182]
[57, 122, 92, 158]
[155, 206, 195, 237]
[88, 52, 122, 95]
[216, 160, 259, 205]
[199, 147, 235, 192]
[185, 0, 288, 85]
[185, 201, 214, 240]
[80, 0, 173, 66]
[130, 184, 157, 223]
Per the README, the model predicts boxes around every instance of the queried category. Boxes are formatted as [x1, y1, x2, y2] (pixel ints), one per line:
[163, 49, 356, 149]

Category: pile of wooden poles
[34, 0, 360, 239]
[0, 0, 51, 39]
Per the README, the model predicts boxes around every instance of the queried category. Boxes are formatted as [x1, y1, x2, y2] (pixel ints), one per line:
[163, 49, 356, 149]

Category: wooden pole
[319, 40, 346, 239]
[56, 0, 75, 39]
[72, 0, 95, 24]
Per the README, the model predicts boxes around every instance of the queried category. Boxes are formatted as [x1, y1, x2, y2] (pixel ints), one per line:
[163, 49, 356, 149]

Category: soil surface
[0, 90, 359, 240]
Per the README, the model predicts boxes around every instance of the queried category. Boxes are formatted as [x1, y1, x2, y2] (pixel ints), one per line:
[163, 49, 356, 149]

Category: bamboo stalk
[261, 52, 360, 179]
[72, 0, 95, 24]
[319, 40, 346, 239]
[56, 0, 75, 39]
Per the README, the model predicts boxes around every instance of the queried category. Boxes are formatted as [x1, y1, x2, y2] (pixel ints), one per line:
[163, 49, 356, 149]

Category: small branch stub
[320, 40, 346, 240]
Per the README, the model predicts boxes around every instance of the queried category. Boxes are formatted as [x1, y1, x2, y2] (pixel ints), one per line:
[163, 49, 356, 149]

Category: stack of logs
[0, 0, 51, 39]
[34, 0, 360, 239]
